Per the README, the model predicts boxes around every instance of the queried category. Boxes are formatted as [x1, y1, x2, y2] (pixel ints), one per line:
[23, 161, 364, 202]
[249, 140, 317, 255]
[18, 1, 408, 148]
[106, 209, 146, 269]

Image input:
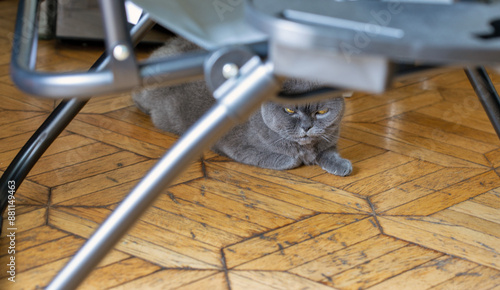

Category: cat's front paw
[263, 154, 302, 170]
[320, 156, 352, 177]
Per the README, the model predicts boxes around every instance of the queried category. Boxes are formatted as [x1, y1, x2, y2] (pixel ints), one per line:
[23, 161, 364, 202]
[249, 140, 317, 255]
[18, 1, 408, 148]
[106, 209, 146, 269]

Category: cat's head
[260, 97, 345, 145]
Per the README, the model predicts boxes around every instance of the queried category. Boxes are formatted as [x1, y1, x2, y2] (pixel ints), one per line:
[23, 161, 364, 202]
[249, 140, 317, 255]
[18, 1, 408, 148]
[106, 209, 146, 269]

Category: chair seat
[247, 0, 500, 64]
[245, 0, 500, 92]
[131, 0, 267, 49]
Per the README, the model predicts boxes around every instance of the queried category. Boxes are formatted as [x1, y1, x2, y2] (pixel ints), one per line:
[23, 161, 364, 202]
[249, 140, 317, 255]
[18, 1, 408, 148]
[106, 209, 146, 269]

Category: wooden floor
[1, 0, 500, 289]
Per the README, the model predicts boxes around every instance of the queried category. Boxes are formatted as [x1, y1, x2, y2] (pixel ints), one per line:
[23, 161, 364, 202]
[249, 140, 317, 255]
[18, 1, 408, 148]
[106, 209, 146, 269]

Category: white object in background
[125, 1, 143, 25]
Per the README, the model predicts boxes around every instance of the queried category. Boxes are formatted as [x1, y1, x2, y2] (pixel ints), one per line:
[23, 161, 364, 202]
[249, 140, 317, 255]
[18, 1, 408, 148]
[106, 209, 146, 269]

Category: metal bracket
[99, 0, 141, 90]
[204, 46, 255, 93]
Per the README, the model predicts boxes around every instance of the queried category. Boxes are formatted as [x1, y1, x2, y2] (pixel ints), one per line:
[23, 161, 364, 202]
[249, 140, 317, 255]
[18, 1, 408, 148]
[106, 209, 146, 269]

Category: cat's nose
[301, 125, 312, 133]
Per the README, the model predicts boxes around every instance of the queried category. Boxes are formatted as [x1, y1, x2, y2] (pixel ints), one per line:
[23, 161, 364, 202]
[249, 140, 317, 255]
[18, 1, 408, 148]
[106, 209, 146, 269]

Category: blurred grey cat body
[133, 38, 352, 176]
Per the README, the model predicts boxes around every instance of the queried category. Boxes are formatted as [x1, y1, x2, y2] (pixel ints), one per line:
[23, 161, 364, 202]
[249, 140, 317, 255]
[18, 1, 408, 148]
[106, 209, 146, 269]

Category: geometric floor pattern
[1, 0, 500, 289]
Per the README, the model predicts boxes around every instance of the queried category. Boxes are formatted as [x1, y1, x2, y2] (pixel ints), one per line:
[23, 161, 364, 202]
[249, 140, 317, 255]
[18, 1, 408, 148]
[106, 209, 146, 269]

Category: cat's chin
[295, 137, 314, 145]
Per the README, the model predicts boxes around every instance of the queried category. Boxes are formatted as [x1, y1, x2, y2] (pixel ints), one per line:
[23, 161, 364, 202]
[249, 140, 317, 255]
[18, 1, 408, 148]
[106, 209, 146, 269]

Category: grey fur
[133, 38, 352, 176]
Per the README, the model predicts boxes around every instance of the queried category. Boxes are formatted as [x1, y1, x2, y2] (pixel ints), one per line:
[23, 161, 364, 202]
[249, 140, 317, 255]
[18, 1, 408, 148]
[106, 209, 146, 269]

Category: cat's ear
[325, 97, 345, 112]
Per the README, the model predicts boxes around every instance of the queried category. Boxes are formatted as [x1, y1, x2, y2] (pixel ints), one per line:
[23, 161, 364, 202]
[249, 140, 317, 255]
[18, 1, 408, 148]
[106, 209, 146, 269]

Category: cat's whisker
[271, 136, 288, 146]
[321, 135, 333, 143]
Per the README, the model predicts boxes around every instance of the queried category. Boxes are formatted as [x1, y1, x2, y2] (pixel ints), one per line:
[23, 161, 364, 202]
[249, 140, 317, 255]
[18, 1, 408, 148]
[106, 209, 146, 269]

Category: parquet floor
[1, 0, 500, 289]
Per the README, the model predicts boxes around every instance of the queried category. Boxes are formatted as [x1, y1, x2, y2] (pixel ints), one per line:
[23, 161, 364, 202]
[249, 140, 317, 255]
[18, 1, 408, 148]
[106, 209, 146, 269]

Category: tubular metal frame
[0, 8, 160, 234]
[10, 0, 209, 98]
[2, 0, 500, 289]
[465, 67, 500, 138]
[4, 1, 282, 289]
[48, 56, 280, 290]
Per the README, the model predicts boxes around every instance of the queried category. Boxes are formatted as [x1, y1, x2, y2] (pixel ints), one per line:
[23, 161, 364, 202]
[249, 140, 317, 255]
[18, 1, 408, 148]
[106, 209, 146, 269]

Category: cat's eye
[284, 108, 296, 114]
[316, 109, 329, 115]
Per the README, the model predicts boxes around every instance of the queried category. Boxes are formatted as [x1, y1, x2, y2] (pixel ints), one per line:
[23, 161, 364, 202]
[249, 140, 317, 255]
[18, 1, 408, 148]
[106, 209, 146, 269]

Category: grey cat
[133, 38, 352, 176]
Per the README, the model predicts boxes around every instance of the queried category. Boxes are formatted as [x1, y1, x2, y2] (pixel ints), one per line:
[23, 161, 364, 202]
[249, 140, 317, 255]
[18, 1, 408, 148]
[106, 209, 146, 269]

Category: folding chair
[1, 0, 500, 288]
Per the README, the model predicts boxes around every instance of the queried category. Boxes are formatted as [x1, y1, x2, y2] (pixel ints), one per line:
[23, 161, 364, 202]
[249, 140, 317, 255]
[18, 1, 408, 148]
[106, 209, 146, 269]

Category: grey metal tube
[99, 0, 141, 89]
[10, 0, 115, 97]
[47, 58, 280, 290]
[140, 51, 208, 87]
[11, 0, 38, 71]
[0, 13, 157, 223]
[465, 66, 500, 139]
[10, 0, 207, 98]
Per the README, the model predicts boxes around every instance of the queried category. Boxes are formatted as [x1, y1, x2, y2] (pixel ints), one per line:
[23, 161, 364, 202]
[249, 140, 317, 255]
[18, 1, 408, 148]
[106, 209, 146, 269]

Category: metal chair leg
[465, 66, 500, 139]
[0, 98, 88, 233]
[47, 57, 280, 290]
[0, 14, 156, 234]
